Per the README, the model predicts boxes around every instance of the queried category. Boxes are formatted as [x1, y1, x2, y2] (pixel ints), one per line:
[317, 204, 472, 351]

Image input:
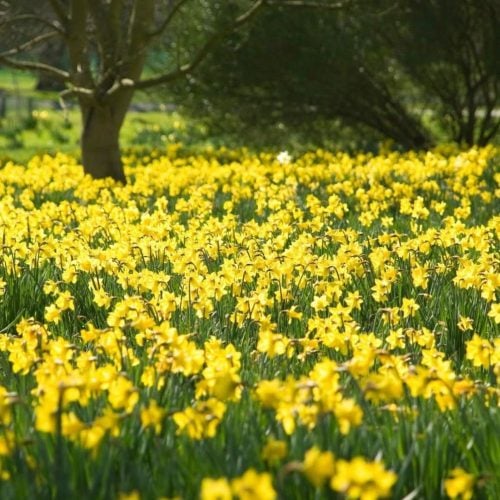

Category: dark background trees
[382, 0, 500, 146]
[171, 0, 499, 150]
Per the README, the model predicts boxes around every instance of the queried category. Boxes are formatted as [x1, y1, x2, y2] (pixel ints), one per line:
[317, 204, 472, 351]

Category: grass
[0, 107, 209, 163]
[0, 68, 387, 163]
[0, 145, 497, 499]
[0, 105, 381, 165]
[0, 69, 38, 94]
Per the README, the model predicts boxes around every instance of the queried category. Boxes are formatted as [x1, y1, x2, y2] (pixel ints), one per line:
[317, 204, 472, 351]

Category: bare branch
[267, 0, 349, 9]
[0, 13, 64, 33]
[149, 0, 191, 38]
[128, 0, 155, 54]
[66, 0, 94, 88]
[0, 55, 69, 80]
[109, 0, 124, 54]
[60, 85, 95, 100]
[47, 0, 69, 26]
[0, 31, 60, 58]
[87, 0, 118, 68]
[132, 0, 266, 90]
[107, 0, 154, 90]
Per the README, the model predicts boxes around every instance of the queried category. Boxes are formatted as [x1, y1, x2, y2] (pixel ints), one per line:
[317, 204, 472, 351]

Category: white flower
[276, 151, 292, 165]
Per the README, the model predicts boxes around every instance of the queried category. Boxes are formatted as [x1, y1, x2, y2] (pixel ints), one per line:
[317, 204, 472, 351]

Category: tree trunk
[80, 104, 126, 183]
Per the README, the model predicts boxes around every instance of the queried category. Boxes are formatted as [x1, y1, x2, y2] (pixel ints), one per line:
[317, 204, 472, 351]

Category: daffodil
[444, 468, 476, 499]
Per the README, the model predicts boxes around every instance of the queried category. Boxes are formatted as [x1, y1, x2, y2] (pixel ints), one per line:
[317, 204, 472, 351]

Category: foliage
[0, 145, 498, 498]
[173, 0, 500, 148]
[381, 0, 500, 146]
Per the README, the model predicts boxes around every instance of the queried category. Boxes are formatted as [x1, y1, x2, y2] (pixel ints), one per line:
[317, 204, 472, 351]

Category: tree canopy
[172, 0, 499, 149]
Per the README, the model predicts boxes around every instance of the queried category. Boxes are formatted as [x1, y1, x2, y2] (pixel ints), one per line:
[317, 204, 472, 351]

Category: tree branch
[267, 0, 348, 9]
[66, 0, 94, 88]
[47, 0, 69, 26]
[109, 0, 124, 55]
[127, 0, 155, 54]
[0, 55, 69, 80]
[132, 0, 266, 90]
[87, 0, 119, 70]
[0, 13, 64, 33]
[148, 0, 192, 38]
[0, 31, 60, 59]
[60, 85, 95, 99]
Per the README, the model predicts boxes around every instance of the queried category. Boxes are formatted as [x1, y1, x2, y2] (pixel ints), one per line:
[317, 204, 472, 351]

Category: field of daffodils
[0, 145, 498, 499]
